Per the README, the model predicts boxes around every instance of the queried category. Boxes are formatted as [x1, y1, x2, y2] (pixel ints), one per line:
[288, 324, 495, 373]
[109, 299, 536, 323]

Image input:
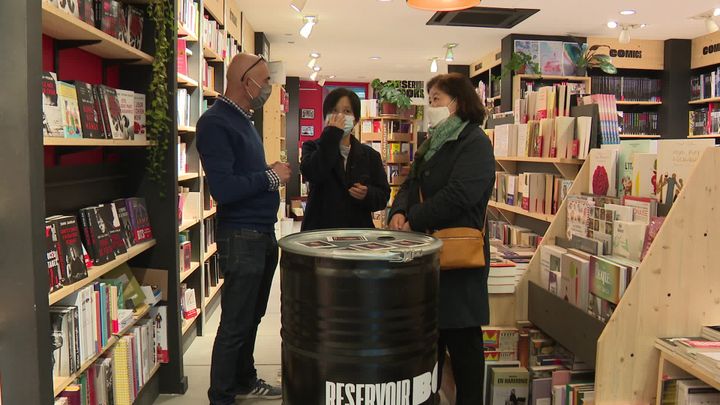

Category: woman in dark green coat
[388, 73, 495, 405]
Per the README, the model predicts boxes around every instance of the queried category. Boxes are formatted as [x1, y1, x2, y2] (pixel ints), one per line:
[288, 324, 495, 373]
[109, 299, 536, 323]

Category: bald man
[197, 54, 289, 404]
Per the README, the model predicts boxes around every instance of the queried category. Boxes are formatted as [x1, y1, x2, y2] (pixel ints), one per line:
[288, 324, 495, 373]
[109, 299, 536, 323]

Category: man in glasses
[198, 53, 290, 404]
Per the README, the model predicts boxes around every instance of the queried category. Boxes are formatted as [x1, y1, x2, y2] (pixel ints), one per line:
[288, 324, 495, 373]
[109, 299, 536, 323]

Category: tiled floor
[155, 265, 283, 405]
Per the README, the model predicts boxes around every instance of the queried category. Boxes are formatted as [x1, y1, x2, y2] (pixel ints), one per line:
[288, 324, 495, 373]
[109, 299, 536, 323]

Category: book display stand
[505, 147, 720, 403]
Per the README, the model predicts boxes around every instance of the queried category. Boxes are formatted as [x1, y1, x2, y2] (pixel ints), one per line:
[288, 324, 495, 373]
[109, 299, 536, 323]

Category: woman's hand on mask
[327, 113, 346, 130]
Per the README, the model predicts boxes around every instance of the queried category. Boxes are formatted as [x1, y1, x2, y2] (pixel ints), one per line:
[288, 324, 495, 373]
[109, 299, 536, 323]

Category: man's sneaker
[236, 379, 282, 400]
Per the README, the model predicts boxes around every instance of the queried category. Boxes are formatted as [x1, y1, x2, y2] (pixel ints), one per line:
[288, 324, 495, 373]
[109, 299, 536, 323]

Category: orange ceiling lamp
[406, 0, 480, 11]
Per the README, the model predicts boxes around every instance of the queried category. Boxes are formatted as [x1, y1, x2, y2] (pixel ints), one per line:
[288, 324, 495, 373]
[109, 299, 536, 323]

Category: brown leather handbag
[420, 192, 486, 270]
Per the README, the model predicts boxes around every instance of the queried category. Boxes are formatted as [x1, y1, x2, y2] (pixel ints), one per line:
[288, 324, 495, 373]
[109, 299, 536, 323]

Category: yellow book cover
[113, 338, 133, 405]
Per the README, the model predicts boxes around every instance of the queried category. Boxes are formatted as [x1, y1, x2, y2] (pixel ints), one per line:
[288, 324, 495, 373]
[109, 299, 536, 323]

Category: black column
[660, 39, 692, 139]
[447, 64, 470, 78]
[286, 77, 301, 200]
[0, 2, 53, 404]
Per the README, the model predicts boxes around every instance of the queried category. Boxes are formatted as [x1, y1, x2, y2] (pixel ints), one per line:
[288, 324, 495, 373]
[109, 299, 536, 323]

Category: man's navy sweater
[196, 100, 279, 232]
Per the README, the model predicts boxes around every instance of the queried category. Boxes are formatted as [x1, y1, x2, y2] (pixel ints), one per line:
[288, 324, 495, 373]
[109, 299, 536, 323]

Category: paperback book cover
[96, 0, 118, 38]
[641, 216, 665, 261]
[74, 81, 104, 139]
[106, 264, 146, 310]
[656, 140, 714, 206]
[490, 367, 529, 405]
[112, 199, 135, 249]
[42, 71, 64, 137]
[561, 252, 590, 309]
[612, 220, 647, 261]
[623, 196, 657, 225]
[150, 306, 169, 363]
[589, 255, 628, 305]
[589, 149, 617, 197]
[56, 216, 89, 283]
[99, 85, 124, 140]
[57, 82, 83, 139]
[58, 0, 80, 18]
[127, 5, 144, 49]
[92, 84, 109, 138]
[85, 206, 116, 265]
[46, 221, 63, 292]
[50, 307, 77, 377]
[134, 93, 146, 141]
[78, 0, 95, 26]
[566, 195, 594, 239]
[126, 197, 153, 243]
[115, 2, 129, 44]
[617, 140, 653, 200]
[116, 89, 136, 140]
[97, 203, 128, 257]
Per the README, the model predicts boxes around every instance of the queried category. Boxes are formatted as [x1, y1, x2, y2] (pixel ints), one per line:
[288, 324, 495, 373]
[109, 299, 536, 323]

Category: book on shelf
[46, 222, 64, 292]
[105, 263, 147, 310]
[95, 0, 119, 38]
[75, 81, 104, 139]
[631, 153, 658, 199]
[177, 38, 189, 76]
[150, 306, 169, 363]
[49, 215, 90, 284]
[589, 148, 618, 197]
[126, 5, 144, 50]
[50, 306, 78, 377]
[115, 2, 129, 44]
[97, 203, 128, 257]
[134, 93, 146, 141]
[620, 112, 659, 136]
[98, 85, 123, 140]
[489, 367, 529, 405]
[116, 89, 136, 140]
[57, 82, 83, 139]
[79, 206, 115, 266]
[125, 197, 153, 243]
[580, 94, 620, 145]
[42, 71, 64, 138]
[616, 140, 656, 200]
[690, 67, 720, 100]
[591, 76, 661, 102]
[688, 104, 720, 136]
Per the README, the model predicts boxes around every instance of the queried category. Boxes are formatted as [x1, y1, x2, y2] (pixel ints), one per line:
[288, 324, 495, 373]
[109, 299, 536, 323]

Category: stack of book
[580, 94, 620, 145]
[47, 0, 144, 50]
[690, 68, 720, 100]
[493, 118, 592, 160]
[516, 81, 588, 121]
[689, 103, 720, 136]
[493, 171, 574, 216]
[591, 76, 662, 102]
[202, 15, 227, 60]
[620, 112, 659, 135]
[178, 0, 200, 37]
[42, 72, 146, 141]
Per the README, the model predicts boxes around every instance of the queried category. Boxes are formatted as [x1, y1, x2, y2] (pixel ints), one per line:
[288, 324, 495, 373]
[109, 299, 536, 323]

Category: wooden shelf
[204, 243, 218, 262]
[487, 95, 502, 102]
[178, 172, 199, 182]
[178, 125, 196, 133]
[386, 133, 413, 142]
[177, 73, 199, 88]
[515, 74, 590, 82]
[689, 134, 720, 139]
[616, 101, 662, 106]
[689, 97, 720, 105]
[361, 133, 383, 142]
[656, 344, 720, 391]
[203, 207, 217, 219]
[203, 86, 220, 98]
[205, 279, 225, 306]
[619, 134, 661, 139]
[177, 24, 198, 42]
[202, 46, 223, 62]
[49, 240, 156, 305]
[53, 303, 155, 396]
[495, 157, 584, 164]
[42, 2, 153, 64]
[181, 308, 201, 335]
[387, 156, 411, 165]
[488, 200, 555, 223]
[361, 115, 414, 121]
[137, 363, 161, 397]
[179, 262, 201, 282]
[44, 137, 151, 147]
[179, 218, 200, 232]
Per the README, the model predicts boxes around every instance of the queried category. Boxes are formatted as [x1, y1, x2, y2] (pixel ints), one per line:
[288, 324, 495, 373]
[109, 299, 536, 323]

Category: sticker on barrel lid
[353, 242, 394, 251]
[326, 235, 368, 242]
[298, 240, 337, 249]
[388, 239, 426, 247]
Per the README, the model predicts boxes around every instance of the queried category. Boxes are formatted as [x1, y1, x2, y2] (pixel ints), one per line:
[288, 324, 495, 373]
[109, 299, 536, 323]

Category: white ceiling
[234, 0, 718, 82]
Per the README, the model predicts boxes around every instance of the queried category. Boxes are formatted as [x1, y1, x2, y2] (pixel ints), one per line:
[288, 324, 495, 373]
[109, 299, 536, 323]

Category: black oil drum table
[278, 229, 442, 405]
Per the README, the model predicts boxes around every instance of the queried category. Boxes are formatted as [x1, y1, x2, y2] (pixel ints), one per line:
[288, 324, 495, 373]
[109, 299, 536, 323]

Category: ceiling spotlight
[430, 58, 438, 73]
[406, 0, 480, 11]
[310, 52, 321, 58]
[715, 7, 720, 16]
[290, 0, 307, 12]
[329, 75, 336, 79]
[444, 44, 457, 62]
[707, 17, 720, 33]
[640, 24, 647, 28]
[619, 27, 631, 44]
[313, 66, 321, 72]
[310, 71, 318, 81]
[300, 16, 317, 39]
[307, 58, 317, 68]
[607, 21, 618, 29]
[370, 56, 382, 60]
[620, 10, 635, 15]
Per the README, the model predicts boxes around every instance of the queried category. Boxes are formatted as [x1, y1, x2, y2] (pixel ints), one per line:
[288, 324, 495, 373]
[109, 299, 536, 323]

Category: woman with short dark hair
[300, 87, 390, 230]
[389, 73, 495, 405]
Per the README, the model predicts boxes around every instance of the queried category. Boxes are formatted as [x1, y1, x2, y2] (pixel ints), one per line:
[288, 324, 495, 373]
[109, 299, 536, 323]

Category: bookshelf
[470, 48, 503, 114]
[687, 30, 720, 141]
[178, 172, 200, 181]
[689, 134, 720, 139]
[180, 261, 201, 282]
[512, 74, 592, 108]
[616, 101, 663, 106]
[43, 138, 153, 147]
[41, 2, 153, 64]
[689, 97, 720, 105]
[178, 125, 197, 133]
[655, 344, 720, 393]
[488, 201, 555, 223]
[177, 73, 199, 88]
[507, 148, 720, 403]
[620, 134, 662, 139]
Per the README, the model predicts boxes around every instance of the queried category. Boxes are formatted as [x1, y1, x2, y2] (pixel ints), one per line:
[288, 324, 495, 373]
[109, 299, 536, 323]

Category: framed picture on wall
[301, 108, 315, 119]
[300, 125, 315, 137]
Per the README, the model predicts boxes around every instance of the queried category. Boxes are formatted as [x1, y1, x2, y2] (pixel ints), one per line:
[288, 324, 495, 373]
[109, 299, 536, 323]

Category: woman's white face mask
[426, 99, 456, 128]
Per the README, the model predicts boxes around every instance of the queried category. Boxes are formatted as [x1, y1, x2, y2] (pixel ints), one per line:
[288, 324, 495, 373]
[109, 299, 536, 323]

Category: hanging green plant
[146, 0, 173, 196]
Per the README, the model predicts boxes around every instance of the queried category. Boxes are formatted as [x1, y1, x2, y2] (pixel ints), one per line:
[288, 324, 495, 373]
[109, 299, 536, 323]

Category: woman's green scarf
[410, 116, 468, 179]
